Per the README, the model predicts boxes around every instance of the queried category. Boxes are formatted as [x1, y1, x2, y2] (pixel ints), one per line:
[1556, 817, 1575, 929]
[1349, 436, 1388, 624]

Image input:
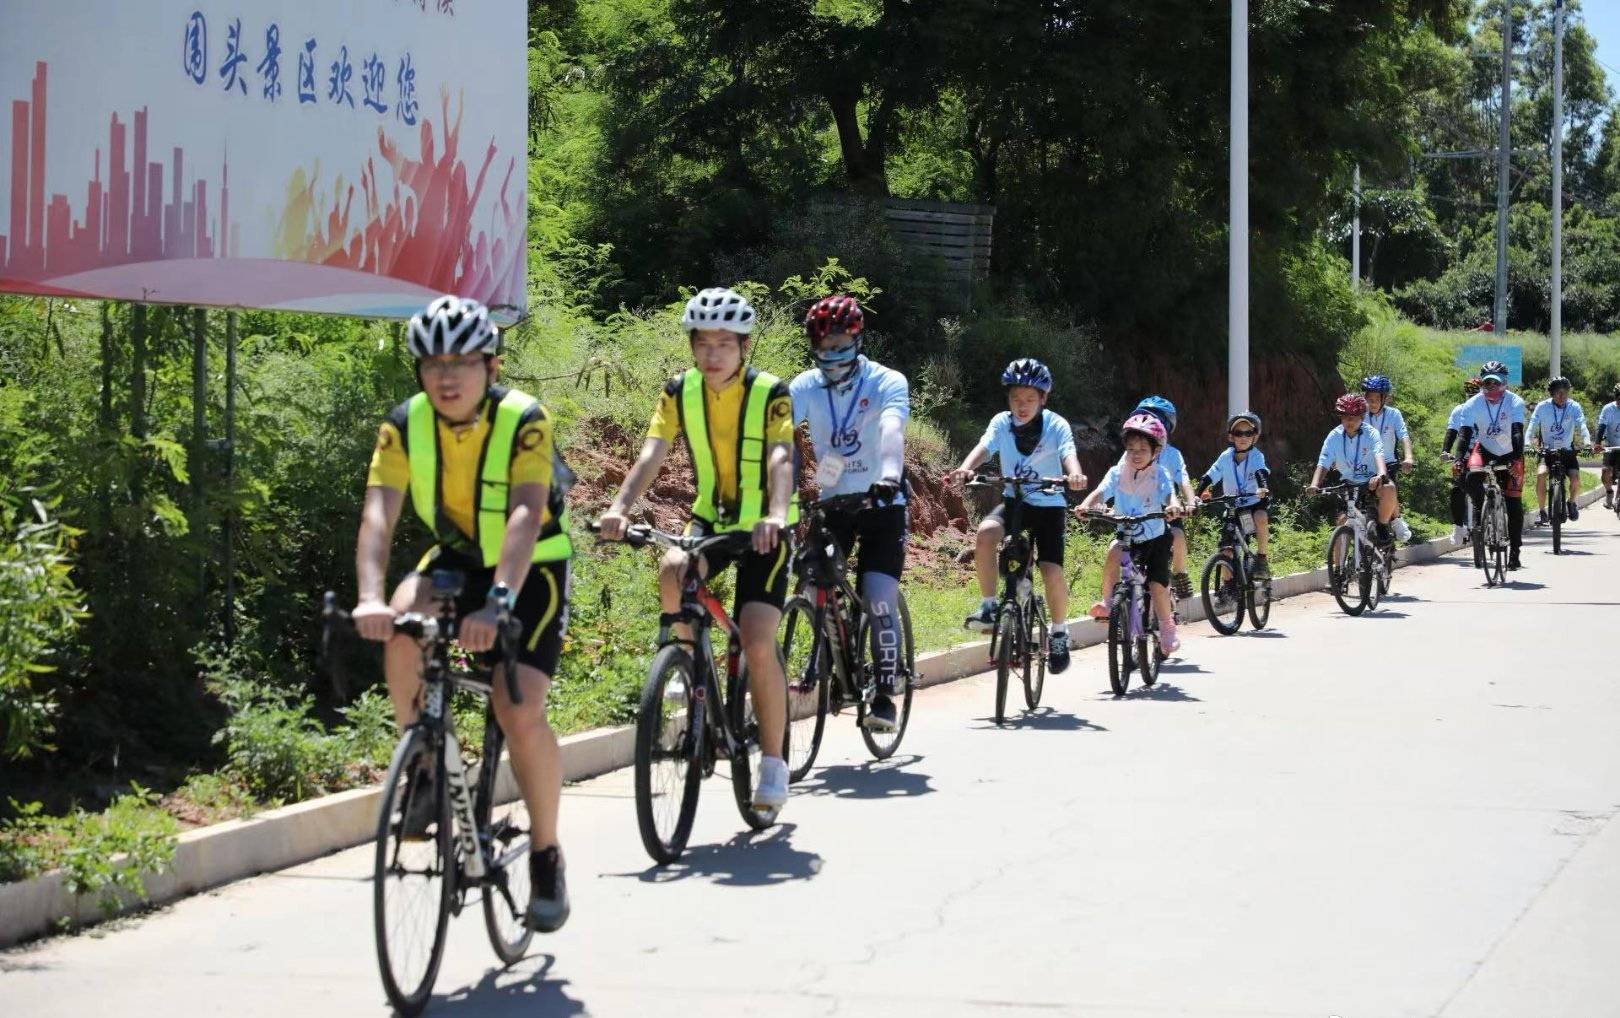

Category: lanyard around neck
[823, 369, 869, 443]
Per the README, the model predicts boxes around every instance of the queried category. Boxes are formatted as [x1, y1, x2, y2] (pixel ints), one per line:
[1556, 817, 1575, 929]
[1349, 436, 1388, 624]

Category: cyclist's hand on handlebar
[947, 466, 975, 485]
[752, 515, 784, 555]
[869, 479, 902, 504]
[352, 599, 397, 643]
[595, 510, 630, 541]
[459, 604, 501, 654]
[1065, 470, 1088, 492]
[1305, 484, 1322, 495]
[1367, 475, 1383, 491]
[1257, 487, 1270, 498]
[1400, 459, 1415, 474]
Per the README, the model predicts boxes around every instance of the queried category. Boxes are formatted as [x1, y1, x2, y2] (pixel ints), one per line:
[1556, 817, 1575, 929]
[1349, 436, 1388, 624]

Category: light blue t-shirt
[1158, 443, 1191, 489]
[1528, 398, 1589, 451]
[1096, 462, 1175, 543]
[980, 409, 1077, 509]
[1598, 402, 1620, 444]
[1365, 404, 1409, 462]
[1446, 402, 1469, 431]
[1456, 391, 1528, 458]
[1202, 447, 1269, 509]
[790, 358, 910, 504]
[1316, 423, 1385, 482]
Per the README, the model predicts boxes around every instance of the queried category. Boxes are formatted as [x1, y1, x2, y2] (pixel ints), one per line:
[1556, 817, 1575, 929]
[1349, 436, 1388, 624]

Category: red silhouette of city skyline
[2, 61, 236, 279]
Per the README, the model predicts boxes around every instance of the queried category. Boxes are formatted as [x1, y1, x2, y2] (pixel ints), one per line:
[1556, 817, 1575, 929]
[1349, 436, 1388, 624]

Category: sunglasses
[1482, 379, 1505, 388]
[1229, 429, 1258, 438]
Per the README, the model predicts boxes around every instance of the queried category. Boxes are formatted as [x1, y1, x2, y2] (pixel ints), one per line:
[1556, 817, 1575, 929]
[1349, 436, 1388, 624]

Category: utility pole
[1494, 0, 1512, 337]
[1550, 0, 1564, 376]
[1229, 0, 1249, 416]
[1352, 163, 1361, 291]
[223, 311, 238, 645]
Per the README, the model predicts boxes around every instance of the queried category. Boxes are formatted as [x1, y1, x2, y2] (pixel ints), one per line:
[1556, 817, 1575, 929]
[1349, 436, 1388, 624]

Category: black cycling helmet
[1479, 360, 1510, 382]
[1547, 376, 1572, 394]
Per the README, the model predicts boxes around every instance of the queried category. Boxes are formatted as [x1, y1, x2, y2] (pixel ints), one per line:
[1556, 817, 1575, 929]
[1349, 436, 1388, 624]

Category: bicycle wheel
[728, 652, 788, 830]
[1200, 552, 1243, 635]
[634, 645, 703, 865]
[1485, 500, 1507, 586]
[374, 726, 453, 1017]
[1024, 598, 1048, 710]
[859, 593, 916, 760]
[1246, 553, 1272, 631]
[476, 722, 534, 965]
[1327, 525, 1366, 616]
[993, 603, 1020, 723]
[1362, 541, 1382, 613]
[1136, 592, 1159, 686]
[780, 596, 830, 782]
[1551, 477, 1564, 555]
[1106, 590, 1131, 696]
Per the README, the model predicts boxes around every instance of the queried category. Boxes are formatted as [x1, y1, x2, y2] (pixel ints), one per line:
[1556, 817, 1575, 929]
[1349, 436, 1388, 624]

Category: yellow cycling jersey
[647, 369, 793, 510]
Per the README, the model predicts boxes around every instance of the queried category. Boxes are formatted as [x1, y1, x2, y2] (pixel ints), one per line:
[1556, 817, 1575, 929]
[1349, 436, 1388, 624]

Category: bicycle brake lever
[498, 613, 523, 705]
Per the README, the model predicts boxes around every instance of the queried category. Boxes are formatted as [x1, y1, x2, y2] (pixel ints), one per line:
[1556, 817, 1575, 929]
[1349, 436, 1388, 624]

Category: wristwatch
[486, 583, 516, 612]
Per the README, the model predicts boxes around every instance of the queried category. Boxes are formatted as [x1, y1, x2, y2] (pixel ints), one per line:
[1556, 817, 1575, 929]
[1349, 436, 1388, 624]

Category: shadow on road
[973, 706, 1106, 732]
[1157, 659, 1210, 675]
[796, 755, 935, 799]
[434, 954, 586, 1017]
[1119, 682, 1201, 702]
[612, 823, 823, 887]
[1242, 629, 1288, 639]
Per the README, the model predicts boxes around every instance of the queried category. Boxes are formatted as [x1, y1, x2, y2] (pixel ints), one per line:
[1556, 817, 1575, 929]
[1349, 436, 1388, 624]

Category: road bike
[1445, 452, 1510, 586]
[1319, 481, 1395, 616]
[322, 572, 535, 1017]
[590, 523, 788, 865]
[1198, 495, 1273, 635]
[966, 473, 1064, 723]
[780, 492, 916, 781]
[1077, 510, 1168, 696]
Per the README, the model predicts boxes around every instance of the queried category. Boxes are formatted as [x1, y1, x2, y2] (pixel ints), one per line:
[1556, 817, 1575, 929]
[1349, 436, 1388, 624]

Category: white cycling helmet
[680, 287, 757, 335]
[407, 295, 499, 358]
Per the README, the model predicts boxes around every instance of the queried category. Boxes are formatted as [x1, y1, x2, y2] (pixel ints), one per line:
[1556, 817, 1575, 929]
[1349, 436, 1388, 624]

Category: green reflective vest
[403, 389, 573, 565]
[677, 368, 798, 532]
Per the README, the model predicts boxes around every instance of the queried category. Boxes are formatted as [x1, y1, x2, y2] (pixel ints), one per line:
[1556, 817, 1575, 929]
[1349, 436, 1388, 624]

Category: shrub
[0, 494, 84, 760]
[0, 784, 178, 913]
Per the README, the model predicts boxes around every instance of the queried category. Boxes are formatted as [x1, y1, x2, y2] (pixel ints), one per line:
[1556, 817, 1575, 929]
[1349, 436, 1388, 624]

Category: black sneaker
[964, 602, 996, 632]
[399, 768, 439, 840]
[862, 694, 898, 733]
[1251, 556, 1270, 580]
[1537, 507, 1549, 526]
[526, 846, 571, 933]
[1606, 492, 1614, 510]
[1567, 504, 1579, 522]
[1508, 552, 1523, 571]
[1047, 630, 1072, 674]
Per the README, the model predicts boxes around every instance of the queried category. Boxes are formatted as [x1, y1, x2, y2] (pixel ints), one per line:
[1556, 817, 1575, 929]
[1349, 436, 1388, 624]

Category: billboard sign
[0, 1, 527, 322]
[1456, 345, 1523, 387]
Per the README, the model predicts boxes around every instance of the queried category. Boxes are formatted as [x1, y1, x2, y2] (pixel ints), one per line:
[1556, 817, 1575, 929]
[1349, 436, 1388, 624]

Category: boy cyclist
[1597, 384, 1620, 509]
[1528, 376, 1590, 524]
[1132, 396, 1198, 599]
[596, 287, 797, 812]
[1453, 360, 1528, 570]
[353, 295, 575, 932]
[1195, 411, 1271, 577]
[789, 295, 910, 731]
[949, 359, 1088, 674]
[1305, 393, 1394, 538]
[1360, 375, 1415, 542]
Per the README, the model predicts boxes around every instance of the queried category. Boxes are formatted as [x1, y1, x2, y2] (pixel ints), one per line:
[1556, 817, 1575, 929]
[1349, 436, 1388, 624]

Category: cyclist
[1454, 360, 1528, 570]
[1133, 396, 1199, 600]
[1194, 411, 1272, 578]
[1305, 393, 1395, 542]
[353, 295, 575, 932]
[1442, 377, 1483, 542]
[789, 295, 910, 730]
[1597, 383, 1620, 509]
[1075, 413, 1186, 656]
[1528, 376, 1591, 525]
[1361, 375, 1415, 542]
[949, 358, 1088, 673]
[596, 287, 797, 812]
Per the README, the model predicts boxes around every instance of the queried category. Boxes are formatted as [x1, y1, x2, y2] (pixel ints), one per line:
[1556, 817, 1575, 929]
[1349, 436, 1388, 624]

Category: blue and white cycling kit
[1096, 463, 1175, 542]
[1365, 404, 1409, 463]
[1598, 402, 1620, 445]
[790, 357, 910, 503]
[1158, 444, 1191, 489]
[1446, 402, 1469, 431]
[1202, 447, 1269, 509]
[980, 409, 1077, 509]
[1316, 423, 1385, 482]
[1455, 391, 1527, 458]
[1528, 398, 1589, 451]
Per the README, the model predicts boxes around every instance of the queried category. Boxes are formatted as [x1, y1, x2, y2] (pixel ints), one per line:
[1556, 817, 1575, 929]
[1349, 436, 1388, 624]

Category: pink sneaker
[1088, 601, 1109, 620]
[1158, 621, 1181, 656]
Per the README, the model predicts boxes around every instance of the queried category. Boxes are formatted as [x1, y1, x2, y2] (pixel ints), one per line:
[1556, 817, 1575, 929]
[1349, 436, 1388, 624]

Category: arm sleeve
[1510, 422, 1525, 458]
[366, 421, 410, 492]
[1598, 422, 1610, 444]
[1254, 467, 1271, 489]
[1443, 428, 1458, 454]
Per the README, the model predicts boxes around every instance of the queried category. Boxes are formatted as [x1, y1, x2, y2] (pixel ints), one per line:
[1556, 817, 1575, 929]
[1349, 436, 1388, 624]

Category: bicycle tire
[476, 722, 534, 965]
[780, 596, 830, 783]
[1246, 553, 1273, 630]
[1024, 598, 1048, 710]
[1485, 494, 1507, 586]
[1328, 525, 1366, 616]
[1107, 590, 1131, 696]
[1551, 476, 1564, 555]
[728, 653, 787, 830]
[1137, 590, 1159, 686]
[634, 645, 703, 865]
[374, 726, 453, 1017]
[1200, 552, 1243, 636]
[859, 593, 916, 760]
[993, 604, 1020, 723]
[1363, 539, 1384, 613]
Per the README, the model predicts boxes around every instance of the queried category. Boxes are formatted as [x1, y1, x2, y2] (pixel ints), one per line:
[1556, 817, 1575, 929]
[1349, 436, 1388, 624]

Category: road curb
[2, 490, 1603, 947]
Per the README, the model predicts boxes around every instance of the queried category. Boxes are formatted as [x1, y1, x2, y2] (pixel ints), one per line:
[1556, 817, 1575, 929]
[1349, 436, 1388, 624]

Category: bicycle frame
[1325, 483, 1380, 572]
[1115, 537, 1152, 643]
[794, 497, 877, 704]
[653, 536, 752, 762]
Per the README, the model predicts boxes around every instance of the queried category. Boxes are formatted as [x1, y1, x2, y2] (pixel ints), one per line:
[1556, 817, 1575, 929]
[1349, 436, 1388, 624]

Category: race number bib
[815, 453, 846, 488]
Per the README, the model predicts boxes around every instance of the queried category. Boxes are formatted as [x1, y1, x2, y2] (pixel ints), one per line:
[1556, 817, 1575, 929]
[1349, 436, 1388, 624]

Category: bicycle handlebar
[964, 473, 1068, 495]
[1076, 509, 1170, 526]
[320, 591, 523, 704]
[587, 519, 754, 556]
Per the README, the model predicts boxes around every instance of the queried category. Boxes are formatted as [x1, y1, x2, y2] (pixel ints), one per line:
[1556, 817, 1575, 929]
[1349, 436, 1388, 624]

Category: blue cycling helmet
[1134, 395, 1177, 434]
[1001, 358, 1053, 393]
[1361, 374, 1393, 395]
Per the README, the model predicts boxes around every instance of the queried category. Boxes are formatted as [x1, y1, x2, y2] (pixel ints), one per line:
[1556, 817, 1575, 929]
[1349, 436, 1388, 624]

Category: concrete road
[6, 521, 1620, 1018]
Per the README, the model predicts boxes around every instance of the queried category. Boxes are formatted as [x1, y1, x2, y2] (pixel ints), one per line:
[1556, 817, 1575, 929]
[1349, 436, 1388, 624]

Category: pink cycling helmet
[1121, 412, 1167, 448]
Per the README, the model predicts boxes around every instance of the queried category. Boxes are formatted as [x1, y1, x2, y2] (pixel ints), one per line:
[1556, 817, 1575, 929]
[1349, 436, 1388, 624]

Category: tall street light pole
[1551, 0, 1565, 377]
[1352, 163, 1361, 291]
[1230, 0, 1249, 417]
[1493, 0, 1512, 337]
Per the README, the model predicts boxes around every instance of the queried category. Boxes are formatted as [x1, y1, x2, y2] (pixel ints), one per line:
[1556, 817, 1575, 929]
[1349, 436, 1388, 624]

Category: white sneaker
[752, 756, 789, 811]
[1393, 518, 1412, 543]
[1452, 525, 1469, 544]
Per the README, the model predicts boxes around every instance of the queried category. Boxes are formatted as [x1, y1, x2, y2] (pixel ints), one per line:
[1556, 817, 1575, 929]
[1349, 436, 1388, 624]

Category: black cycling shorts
[986, 502, 1068, 567]
[687, 520, 792, 613]
[821, 503, 908, 580]
[1538, 448, 1580, 473]
[411, 549, 569, 676]
[1121, 532, 1173, 588]
[1604, 449, 1620, 470]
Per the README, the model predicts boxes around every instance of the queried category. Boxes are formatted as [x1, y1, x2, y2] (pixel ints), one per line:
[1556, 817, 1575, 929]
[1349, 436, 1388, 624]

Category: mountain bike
[321, 573, 535, 1018]
[589, 523, 788, 865]
[1319, 481, 1394, 616]
[1445, 453, 1509, 586]
[1198, 495, 1273, 635]
[966, 473, 1064, 723]
[1077, 510, 1168, 696]
[1535, 447, 1584, 555]
[780, 492, 916, 781]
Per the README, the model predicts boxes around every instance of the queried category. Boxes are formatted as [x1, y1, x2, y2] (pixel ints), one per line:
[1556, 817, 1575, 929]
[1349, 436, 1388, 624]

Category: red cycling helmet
[803, 295, 865, 341]
[1335, 393, 1368, 416]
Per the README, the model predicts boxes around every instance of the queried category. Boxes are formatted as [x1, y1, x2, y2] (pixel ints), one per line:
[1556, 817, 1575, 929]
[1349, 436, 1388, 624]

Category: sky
[1584, 1, 1620, 107]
